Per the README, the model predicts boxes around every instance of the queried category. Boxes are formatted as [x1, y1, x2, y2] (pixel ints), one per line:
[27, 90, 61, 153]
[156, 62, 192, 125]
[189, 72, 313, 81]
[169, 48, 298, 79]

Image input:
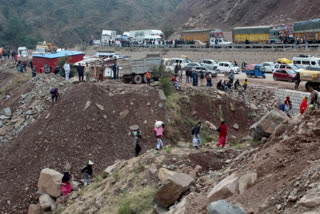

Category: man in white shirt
[64, 62, 71, 81]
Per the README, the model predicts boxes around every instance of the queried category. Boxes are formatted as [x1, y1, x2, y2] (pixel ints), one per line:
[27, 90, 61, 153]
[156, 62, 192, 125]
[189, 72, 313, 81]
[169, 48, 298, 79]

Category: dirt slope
[0, 84, 134, 213]
[227, 110, 320, 213]
[165, 0, 320, 30]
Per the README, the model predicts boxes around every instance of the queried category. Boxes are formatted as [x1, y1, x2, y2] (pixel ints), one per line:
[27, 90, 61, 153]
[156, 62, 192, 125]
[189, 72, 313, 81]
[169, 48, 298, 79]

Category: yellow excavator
[300, 67, 320, 91]
[36, 41, 57, 52]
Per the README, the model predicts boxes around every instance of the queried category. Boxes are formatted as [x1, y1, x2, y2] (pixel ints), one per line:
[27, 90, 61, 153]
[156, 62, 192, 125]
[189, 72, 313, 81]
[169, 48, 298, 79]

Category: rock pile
[0, 74, 73, 143]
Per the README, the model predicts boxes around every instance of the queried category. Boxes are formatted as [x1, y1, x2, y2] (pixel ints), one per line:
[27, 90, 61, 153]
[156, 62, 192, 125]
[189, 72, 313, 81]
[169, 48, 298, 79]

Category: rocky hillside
[165, 0, 320, 30]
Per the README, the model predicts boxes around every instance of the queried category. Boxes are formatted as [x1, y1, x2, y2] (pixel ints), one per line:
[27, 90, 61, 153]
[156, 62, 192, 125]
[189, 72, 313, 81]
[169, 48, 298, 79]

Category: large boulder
[154, 173, 194, 208]
[207, 200, 247, 214]
[207, 173, 239, 203]
[39, 194, 55, 211]
[27, 204, 41, 214]
[238, 172, 258, 194]
[298, 185, 320, 208]
[38, 168, 63, 198]
[250, 109, 288, 140]
[158, 168, 177, 184]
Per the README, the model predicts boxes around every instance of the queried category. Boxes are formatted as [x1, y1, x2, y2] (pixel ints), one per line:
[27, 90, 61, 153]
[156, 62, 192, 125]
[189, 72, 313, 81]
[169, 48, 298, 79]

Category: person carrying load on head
[152, 121, 165, 150]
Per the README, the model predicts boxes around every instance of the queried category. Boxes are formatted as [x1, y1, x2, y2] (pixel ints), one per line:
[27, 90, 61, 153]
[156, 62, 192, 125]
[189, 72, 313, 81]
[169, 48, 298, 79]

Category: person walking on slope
[217, 121, 227, 148]
[61, 171, 72, 197]
[81, 161, 93, 186]
[50, 88, 60, 104]
[133, 128, 142, 157]
[146, 71, 151, 86]
[300, 97, 308, 115]
[152, 121, 165, 150]
[192, 121, 202, 149]
[64, 62, 71, 81]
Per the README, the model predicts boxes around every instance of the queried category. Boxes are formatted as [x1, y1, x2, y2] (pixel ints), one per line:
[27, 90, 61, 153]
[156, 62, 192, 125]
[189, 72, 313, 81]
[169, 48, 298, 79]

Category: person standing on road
[242, 79, 248, 91]
[234, 79, 240, 90]
[85, 63, 91, 82]
[192, 70, 198, 86]
[300, 97, 308, 115]
[178, 67, 183, 83]
[228, 71, 234, 86]
[81, 161, 93, 186]
[186, 69, 190, 84]
[206, 73, 213, 87]
[112, 61, 117, 80]
[146, 71, 151, 86]
[133, 128, 142, 157]
[217, 121, 227, 148]
[295, 72, 300, 90]
[192, 121, 202, 149]
[77, 65, 84, 82]
[64, 62, 71, 81]
[98, 65, 104, 82]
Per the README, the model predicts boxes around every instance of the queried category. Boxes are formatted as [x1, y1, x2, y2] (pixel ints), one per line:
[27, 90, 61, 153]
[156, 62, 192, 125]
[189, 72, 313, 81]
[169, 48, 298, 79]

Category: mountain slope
[0, 0, 181, 47]
[165, 0, 320, 30]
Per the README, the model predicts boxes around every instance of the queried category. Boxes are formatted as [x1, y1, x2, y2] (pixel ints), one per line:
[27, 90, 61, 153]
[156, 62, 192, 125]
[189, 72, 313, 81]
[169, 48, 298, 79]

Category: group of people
[61, 161, 94, 198]
[192, 121, 228, 149]
[0, 49, 17, 60]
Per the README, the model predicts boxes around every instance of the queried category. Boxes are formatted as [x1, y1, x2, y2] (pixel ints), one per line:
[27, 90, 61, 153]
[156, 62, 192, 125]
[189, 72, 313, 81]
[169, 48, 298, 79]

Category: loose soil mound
[0, 84, 134, 213]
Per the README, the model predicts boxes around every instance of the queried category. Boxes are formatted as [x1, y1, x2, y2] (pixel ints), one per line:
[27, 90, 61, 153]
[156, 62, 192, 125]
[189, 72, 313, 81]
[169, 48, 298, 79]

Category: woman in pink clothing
[152, 121, 165, 150]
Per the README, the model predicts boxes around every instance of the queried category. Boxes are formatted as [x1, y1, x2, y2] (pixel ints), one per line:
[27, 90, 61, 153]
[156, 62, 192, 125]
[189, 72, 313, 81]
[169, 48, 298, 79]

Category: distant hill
[0, 0, 319, 49]
[0, 0, 181, 48]
[164, 0, 320, 31]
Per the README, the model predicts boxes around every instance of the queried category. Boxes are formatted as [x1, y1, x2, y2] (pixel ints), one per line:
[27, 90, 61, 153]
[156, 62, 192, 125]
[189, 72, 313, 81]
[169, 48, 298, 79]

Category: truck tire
[133, 75, 143, 84]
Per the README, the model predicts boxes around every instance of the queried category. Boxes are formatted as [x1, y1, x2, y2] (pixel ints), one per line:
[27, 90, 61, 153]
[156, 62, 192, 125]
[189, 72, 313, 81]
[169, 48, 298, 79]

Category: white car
[262, 62, 275, 73]
[216, 62, 240, 74]
[272, 64, 303, 73]
[199, 59, 217, 70]
[292, 55, 320, 69]
[209, 38, 232, 47]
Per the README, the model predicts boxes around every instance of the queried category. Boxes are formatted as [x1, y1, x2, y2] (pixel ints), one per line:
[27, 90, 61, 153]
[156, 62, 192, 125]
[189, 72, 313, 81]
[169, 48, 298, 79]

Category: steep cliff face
[165, 0, 320, 30]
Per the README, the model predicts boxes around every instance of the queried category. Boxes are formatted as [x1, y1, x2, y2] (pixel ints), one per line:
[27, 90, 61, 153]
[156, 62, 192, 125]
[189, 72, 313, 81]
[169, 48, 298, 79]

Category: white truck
[18, 47, 28, 58]
[209, 38, 232, 47]
[101, 30, 117, 46]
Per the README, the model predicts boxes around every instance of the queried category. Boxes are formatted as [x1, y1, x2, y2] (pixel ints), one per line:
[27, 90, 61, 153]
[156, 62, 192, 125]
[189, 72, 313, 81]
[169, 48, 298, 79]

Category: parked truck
[122, 54, 162, 84]
[300, 67, 320, 91]
[181, 29, 226, 43]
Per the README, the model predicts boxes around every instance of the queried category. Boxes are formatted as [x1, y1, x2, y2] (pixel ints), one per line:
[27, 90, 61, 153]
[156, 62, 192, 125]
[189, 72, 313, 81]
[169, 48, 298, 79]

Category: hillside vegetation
[0, 0, 181, 48]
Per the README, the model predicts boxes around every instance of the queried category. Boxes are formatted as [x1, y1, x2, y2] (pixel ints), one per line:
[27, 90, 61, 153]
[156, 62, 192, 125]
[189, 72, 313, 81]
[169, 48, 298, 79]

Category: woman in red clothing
[217, 121, 227, 148]
[300, 97, 308, 115]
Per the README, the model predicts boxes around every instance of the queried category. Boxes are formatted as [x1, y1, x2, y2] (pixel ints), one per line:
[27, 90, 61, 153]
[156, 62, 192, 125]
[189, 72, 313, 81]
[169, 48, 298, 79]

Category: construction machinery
[300, 67, 320, 91]
[36, 41, 57, 53]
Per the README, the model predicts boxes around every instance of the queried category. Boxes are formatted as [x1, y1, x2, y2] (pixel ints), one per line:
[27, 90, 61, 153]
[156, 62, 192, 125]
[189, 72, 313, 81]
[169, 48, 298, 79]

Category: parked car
[199, 59, 217, 70]
[209, 38, 232, 47]
[292, 55, 320, 69]
[192, 66, 217, 77]
[273, 69, 296, 82]
[216, 62, 240, 74]
[273, 64, 303, 73]
[184, 62, 201, 71]
[262, 62, 275, 73]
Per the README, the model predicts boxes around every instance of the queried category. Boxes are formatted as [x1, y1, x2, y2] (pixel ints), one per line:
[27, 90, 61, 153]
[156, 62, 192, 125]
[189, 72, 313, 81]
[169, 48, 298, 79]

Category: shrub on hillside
[159, 78, 175, 97]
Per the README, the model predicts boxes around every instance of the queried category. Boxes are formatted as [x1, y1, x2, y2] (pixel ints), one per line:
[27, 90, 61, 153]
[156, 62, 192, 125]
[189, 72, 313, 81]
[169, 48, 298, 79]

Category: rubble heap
[0, 74, 73, 143]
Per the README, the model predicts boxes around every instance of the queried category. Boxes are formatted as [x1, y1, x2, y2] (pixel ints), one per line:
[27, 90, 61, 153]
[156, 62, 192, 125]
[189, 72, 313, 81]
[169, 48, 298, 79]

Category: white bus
[127, 29, 163, 42]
